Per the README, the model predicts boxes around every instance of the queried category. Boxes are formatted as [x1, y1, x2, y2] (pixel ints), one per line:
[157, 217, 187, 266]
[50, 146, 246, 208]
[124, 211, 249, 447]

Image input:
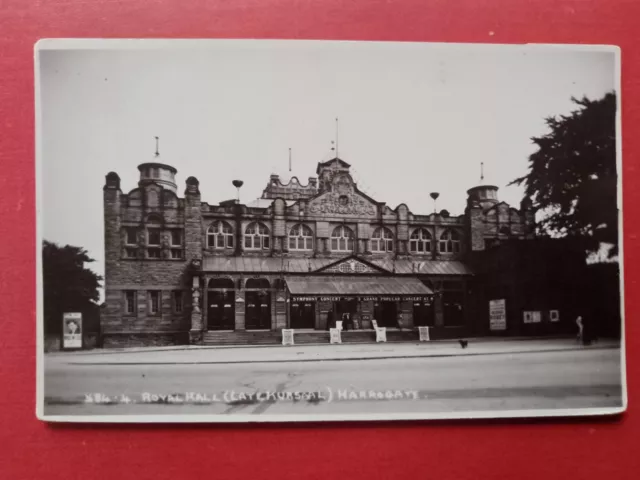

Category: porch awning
[285, 276, 433, 297]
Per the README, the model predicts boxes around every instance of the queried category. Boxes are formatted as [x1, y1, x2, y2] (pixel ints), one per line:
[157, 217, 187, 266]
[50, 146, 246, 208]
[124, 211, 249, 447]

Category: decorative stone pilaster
[434, 282, 444, 327]
[190, 276, 203, 343]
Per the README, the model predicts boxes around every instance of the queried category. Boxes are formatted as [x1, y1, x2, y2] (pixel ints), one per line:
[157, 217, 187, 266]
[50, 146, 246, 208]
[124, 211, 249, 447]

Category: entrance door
[207, 290, 235, 330]
[291, 301, 316, 329]
[246, 291, 271, 330]
[413, 300, 435, 326]
[374, 301, 398, 328]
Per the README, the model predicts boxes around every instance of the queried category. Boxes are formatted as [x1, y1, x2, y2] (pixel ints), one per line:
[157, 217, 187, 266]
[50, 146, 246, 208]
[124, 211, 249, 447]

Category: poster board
[375, 327, 387, 343]
[282, 329, 294, 346]
[419, 326, 430, 342]
[329, 328, 341, 344]
[489, 299, 507, 331]
[523, 311, 542, 324]
[62, 312, 82, 349]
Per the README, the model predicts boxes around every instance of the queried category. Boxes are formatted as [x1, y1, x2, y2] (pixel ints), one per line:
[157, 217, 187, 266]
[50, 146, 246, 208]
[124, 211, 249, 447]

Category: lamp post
[232, 179, 244, 204]
[232, 180, 244, 256]
[430, 192, 439, 260]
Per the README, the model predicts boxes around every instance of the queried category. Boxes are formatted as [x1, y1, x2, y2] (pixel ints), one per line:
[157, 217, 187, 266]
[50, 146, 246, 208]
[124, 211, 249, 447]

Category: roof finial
[288, 148, 292, 172]
[480, 162, 484, 182]
[154, 136, 160, 157]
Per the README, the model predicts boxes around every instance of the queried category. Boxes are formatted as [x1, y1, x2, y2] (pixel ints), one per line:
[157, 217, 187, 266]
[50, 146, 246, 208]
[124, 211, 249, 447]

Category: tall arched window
[371, 227, 394, 253]
[289, 224, 314, 251]
[331, 225, 355, 252]
[207, 221, 234, 249]
[410, 228, 432, 253]
[245, 222, 271, 250]
[439, 229, 461, 253]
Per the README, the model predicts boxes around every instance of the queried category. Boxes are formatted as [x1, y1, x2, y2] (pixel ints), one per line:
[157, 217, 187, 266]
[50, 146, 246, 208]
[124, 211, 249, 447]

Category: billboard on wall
[62, 312, 83, 349]
[489, 299, 507, 331]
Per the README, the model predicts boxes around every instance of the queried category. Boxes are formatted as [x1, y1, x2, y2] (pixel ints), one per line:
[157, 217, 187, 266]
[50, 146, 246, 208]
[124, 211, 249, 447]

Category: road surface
[42, 345, 624, 418]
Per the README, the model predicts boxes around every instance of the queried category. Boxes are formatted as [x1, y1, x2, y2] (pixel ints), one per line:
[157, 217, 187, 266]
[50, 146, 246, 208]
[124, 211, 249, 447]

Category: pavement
[44, 336, 620, 365]
[42, 342, 625, 418]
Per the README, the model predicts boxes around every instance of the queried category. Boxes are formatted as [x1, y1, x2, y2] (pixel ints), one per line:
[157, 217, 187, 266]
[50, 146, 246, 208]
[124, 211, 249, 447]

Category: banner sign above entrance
[292, 295, 432, 302]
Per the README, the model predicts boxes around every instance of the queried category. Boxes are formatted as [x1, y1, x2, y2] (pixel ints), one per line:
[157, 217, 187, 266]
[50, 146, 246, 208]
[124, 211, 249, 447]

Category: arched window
[245, 278, 271, 290]
[289, 224, 314, 251]
[410, 228, 432, 253]
[245, 222, 271, 250]
[331, 225, 355, 252]
[208, 277, 235, 289]
[439, 229, 461, 253]
[207, 221, 234, 249]
[371, 227, 394, 253]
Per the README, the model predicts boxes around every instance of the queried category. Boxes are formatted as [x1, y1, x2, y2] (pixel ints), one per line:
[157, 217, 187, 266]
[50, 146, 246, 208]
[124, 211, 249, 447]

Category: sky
[37, 40, 617, 295]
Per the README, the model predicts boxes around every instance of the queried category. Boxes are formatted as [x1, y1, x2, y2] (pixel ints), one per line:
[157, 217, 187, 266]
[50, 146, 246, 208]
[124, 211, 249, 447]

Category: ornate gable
[308, 173, 377, 217]
[318, 257, 386, 274]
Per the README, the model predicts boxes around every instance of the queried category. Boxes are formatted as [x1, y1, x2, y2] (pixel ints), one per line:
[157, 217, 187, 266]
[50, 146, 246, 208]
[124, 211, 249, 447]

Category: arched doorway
[413, 299, 435, 326]
[374, 300, 398, 328]
[245, 278, 271, 330]
[207, 278, 235, 330]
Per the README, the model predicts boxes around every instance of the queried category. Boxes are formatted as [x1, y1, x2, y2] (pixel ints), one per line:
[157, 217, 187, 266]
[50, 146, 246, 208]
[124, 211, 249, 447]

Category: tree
[511, 92, 618, 257]
[42, 240, 103, 335]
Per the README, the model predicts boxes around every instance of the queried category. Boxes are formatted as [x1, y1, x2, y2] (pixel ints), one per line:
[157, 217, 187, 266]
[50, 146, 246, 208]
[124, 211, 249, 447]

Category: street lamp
[232, 179, 244, 204]
[430, 192, 439, 260]
[429, 192, 439, 214]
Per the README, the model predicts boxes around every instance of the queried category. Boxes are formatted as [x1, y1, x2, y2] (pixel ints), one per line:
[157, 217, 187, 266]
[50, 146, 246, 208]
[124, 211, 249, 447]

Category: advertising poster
[62, 312, 82, 349]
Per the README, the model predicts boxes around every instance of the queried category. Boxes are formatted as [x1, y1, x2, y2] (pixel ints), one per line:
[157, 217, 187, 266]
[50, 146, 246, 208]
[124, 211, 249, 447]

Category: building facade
[101, 157, 537, 347]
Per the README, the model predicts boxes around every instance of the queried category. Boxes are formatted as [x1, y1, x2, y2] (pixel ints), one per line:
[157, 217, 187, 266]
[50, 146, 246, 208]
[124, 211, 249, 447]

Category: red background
[0, 0, 638, 478]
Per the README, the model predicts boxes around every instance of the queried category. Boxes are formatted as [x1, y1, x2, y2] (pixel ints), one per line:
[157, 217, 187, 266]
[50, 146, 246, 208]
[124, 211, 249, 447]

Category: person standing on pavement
[576, 315, 584, 344]
[326, 311, 334, 331]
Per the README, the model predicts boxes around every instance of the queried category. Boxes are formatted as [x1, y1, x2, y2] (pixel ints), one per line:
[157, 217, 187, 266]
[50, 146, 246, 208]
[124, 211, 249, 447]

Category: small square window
[125, 248, 137, 258]
[148, 248, 161, 259]
[171, 249, 182, 259]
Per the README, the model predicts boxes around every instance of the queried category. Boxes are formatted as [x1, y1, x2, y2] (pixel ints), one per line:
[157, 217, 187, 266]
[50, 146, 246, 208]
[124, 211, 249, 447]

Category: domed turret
[466, 185, 499, 210]
[137, 162, 178, 193]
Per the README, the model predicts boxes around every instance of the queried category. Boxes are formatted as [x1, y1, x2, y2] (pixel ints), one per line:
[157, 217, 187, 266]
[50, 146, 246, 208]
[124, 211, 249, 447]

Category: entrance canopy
[285, 276, 433, 300]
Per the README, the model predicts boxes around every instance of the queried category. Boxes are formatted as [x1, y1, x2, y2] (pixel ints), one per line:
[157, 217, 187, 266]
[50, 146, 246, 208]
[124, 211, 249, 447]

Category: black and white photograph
[35, 39, 625, 422]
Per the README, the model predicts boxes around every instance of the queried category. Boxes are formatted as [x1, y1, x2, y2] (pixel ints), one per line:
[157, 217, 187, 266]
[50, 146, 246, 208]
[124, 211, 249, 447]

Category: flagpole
[335, 117, 339, 158]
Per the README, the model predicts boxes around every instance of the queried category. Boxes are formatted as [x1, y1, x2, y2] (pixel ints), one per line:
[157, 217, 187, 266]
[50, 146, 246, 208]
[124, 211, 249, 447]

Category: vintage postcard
[35, 39, 625, 422]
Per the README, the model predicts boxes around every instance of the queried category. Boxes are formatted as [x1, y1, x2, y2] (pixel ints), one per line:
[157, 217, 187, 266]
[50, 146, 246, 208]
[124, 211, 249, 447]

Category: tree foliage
[42, 240, 103, 335]
[511, 92, 618, 256]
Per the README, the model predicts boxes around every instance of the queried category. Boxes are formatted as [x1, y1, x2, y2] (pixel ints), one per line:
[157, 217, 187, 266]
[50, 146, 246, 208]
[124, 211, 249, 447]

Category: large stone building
[101, 157, 538, 347]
